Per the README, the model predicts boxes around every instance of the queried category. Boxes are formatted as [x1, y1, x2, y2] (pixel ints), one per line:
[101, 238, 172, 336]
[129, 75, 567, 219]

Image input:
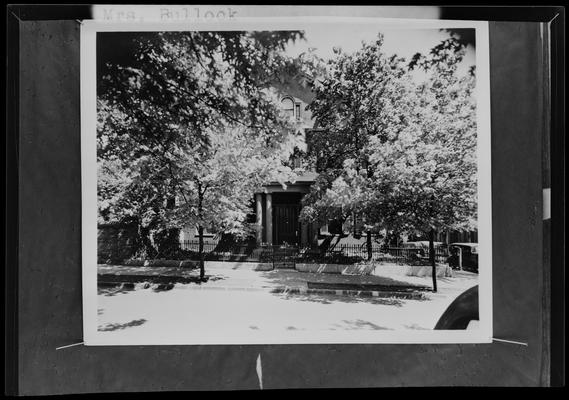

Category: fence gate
[272, 245, 297, 269]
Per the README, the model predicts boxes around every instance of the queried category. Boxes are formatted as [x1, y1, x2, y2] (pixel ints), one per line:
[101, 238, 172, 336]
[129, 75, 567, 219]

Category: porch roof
[257, 171, 318, 194]
[265, 171, 317, 186]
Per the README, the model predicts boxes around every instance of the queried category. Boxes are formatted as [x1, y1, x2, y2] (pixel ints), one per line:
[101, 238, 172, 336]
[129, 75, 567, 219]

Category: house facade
[252, 84, 321, 247]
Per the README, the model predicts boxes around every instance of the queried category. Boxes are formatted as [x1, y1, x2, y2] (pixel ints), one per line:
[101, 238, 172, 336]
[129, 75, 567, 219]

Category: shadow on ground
[404, 323, 430, 330]
[273, 292, 411, 306]
[259, 269, 427, 289]
[331, 319, 392, 330]
[98, 318, 147, 332]
[98, 286, 135, 297]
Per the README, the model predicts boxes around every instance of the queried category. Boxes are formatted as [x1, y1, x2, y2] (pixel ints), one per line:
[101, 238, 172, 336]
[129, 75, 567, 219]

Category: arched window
[280, 97, 295, 118]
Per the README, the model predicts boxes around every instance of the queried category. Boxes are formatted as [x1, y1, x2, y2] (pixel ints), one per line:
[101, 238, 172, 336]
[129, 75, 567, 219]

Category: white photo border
[81, 17, 492, 345]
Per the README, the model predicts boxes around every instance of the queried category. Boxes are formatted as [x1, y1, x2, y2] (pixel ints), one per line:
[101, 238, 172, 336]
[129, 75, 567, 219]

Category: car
[448, 243, 479, 273]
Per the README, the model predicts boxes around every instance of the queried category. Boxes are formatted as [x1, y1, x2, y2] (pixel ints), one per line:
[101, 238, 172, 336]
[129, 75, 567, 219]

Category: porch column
[255, 193, 263, 244]
[265, 193, 273, 245]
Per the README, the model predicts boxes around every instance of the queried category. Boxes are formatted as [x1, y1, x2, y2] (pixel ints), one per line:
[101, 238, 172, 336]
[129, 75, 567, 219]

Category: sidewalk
[98, 261, 479, 300]
[98, 261, 437, 299]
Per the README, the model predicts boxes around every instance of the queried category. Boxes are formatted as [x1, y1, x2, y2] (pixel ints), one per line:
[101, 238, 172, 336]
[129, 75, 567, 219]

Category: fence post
[273, 245, 276, 268]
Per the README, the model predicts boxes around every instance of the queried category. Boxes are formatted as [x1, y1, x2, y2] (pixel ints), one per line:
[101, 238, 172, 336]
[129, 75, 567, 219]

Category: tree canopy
[97, 30, 306, 273]
[300, 34, 417, 235]
[300, 35, 477, 290]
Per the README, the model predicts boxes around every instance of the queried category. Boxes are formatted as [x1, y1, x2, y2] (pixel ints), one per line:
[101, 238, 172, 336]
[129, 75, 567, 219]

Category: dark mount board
[6, 17, 560, 394]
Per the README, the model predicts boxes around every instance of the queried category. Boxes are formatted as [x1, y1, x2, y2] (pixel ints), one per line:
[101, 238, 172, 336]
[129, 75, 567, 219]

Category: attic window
[295, 104, 301, 120]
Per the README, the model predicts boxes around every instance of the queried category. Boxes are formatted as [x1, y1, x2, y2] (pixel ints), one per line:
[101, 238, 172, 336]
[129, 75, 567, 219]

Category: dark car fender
[434, 285, 479, 330]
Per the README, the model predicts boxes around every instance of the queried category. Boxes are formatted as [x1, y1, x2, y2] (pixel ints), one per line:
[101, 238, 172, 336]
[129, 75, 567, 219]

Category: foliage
[164, 124, 301, 237]
[302, 35, 476, 234]
[300, 35, 477, 289]
[300, 34, 417, 233]
[377, 37, 477, 235]
[97, 31, 305, 266]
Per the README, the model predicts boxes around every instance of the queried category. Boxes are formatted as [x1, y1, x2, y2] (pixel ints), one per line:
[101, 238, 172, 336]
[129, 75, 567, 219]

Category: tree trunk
[429, 229, 437, 292]
[353, 213, 358, 237]
[198, 225, 205, 280]
[197, 187, 205, 280]
[138, 224, 156, 259]
[366, 231, 373, 261]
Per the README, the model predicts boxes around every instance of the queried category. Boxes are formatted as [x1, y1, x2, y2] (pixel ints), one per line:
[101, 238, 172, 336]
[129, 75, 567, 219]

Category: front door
[273, 204, 300, 245]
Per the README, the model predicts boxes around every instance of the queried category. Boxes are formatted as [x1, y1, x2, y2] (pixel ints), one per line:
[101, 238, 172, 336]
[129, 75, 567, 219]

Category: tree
[98, 153, 171, 259]
[97, 31, 305, 276]
[300, 34, 416, 258]
[165, 124, 300, 278]
[301, 35, 477, 292]
[368, 37, 477, 291]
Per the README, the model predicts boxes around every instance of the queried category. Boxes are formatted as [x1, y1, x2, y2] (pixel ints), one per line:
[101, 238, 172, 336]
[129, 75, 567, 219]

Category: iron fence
[180, 240, 271, 262]
[321, 244, 448, 264]
[179, 240, 449, 265]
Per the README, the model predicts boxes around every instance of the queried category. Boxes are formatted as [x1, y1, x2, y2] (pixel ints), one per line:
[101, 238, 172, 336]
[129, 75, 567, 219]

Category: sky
[96, 26, 476, 93]
[285, 25, 476, 79]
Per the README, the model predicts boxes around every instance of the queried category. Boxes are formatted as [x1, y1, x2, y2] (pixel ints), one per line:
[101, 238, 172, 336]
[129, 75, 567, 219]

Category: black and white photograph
[81, 17, 492, 345]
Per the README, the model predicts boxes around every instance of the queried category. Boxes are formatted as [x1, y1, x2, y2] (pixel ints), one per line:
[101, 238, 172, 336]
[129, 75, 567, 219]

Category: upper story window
[281, 96, 302, 120]
[281, 97, 294, 119]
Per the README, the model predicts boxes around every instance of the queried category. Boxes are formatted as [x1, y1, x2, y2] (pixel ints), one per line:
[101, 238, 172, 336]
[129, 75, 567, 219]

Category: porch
[254, 174, 319, 247]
